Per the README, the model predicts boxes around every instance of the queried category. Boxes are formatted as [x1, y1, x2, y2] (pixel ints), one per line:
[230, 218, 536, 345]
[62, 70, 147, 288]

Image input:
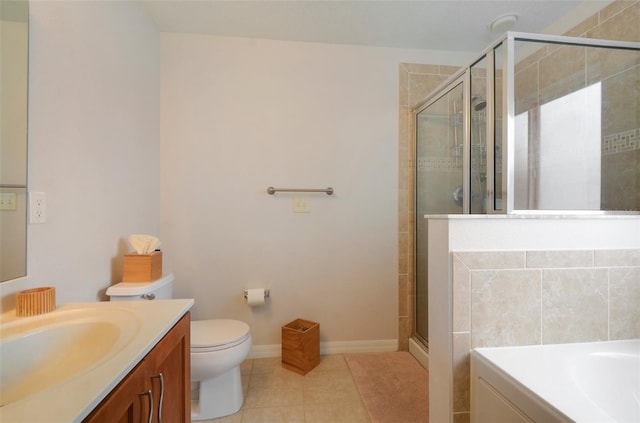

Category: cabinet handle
[138, 390, 154, 423]
[151, 373, 165, 423]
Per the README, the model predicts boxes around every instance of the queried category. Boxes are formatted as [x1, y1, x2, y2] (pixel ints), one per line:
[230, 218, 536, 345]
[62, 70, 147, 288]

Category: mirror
[0, 0, 29, 282]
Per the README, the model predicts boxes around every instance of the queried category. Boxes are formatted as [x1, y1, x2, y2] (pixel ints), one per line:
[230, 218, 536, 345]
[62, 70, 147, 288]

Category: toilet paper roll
[246, 288, 265, 306]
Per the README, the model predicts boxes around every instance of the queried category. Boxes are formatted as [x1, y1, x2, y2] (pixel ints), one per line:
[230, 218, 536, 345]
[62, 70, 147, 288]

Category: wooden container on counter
[16, 287, 56, 317]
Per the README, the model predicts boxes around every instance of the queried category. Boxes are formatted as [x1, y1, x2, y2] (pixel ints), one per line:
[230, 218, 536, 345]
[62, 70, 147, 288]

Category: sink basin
[0, 307, 140, 406]
[0, 299, 193, 423]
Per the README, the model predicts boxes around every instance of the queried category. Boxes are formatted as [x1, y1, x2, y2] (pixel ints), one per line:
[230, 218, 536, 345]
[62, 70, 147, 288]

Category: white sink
[0, 307, 140, 407]
[0, 299, 193, 423]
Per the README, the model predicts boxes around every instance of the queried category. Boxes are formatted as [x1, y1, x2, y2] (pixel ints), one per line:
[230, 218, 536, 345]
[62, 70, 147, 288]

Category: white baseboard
[248, 344, 280, 359]
[408, 337, 429, 370]
[248, 339, 398, 359]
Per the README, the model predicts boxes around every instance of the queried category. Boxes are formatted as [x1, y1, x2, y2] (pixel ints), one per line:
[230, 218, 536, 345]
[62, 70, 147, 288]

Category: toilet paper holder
[244, 289, 270, 300]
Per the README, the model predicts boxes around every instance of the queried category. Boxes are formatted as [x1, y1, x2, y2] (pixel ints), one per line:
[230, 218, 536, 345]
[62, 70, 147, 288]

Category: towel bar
[267, 187, 334, 195]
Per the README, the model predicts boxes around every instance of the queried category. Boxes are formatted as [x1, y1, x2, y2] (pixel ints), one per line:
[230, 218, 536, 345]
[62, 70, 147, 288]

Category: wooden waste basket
[281, 318, 320, 375]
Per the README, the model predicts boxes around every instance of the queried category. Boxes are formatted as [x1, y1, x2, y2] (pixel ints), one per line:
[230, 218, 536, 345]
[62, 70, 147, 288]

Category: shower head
[471, 95, 487, 111]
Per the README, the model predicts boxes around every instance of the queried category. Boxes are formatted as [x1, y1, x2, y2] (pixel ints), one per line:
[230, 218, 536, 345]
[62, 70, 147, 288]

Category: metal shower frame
[413, 31, 640, 215]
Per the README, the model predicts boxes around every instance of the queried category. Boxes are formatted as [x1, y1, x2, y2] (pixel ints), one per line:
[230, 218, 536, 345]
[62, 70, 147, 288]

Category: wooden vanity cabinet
[146, 311, 191, 423]
[83, 312, 190, 423]
[82, 359, 149, 423]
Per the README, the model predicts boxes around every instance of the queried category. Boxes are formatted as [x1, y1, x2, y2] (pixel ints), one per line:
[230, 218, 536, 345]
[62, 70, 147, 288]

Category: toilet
[106, 274, 252, 421]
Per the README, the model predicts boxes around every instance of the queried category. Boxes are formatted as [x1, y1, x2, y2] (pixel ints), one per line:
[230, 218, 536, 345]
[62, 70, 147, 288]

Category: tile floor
[197, 354, 371, 422]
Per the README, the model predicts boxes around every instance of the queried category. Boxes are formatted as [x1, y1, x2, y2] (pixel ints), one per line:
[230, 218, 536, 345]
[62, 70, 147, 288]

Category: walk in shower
[413, 32, 640, 349]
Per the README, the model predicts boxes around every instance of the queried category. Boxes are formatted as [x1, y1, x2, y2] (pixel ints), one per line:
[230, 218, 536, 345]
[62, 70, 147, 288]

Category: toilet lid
[191, 319, 250, 350]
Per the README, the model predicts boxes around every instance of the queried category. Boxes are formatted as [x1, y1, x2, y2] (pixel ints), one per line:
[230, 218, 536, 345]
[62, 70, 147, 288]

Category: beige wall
[1, 1, 162, 308]
[160, 33, 470, 350]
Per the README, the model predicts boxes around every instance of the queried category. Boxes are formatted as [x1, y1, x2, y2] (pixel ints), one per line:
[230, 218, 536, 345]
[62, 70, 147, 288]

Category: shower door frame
[412, 73, 469, 349]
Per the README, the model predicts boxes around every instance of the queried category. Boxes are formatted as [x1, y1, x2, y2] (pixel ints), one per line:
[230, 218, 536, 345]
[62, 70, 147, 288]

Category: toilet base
[191, 366, 244, 421]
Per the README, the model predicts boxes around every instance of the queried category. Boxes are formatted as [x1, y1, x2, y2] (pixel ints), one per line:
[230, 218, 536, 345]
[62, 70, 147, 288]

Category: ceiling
[142, 0, 613, 53]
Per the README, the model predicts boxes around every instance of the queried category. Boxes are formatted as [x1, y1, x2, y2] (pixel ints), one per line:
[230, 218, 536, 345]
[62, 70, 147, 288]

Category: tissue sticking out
[128, 234, 161, 255]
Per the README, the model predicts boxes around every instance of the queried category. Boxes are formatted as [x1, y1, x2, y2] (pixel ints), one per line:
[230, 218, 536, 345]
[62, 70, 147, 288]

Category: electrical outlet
[293, 196, 309, 213]
[29, 192, 46, 223]
[0, 193, 17, 211]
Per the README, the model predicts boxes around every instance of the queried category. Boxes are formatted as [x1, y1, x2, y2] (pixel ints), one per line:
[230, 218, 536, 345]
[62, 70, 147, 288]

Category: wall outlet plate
[29, 192, 46, 223]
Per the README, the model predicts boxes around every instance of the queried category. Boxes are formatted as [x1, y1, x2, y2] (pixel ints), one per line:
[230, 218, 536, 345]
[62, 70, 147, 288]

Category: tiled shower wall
[513, 0, 640, 211]
[450, 248, 640, 420]
[397, 0, 640, 352]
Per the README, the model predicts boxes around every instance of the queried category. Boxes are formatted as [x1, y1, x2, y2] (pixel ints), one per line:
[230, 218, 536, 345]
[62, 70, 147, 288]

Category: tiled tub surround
[452, 249, 640, 421]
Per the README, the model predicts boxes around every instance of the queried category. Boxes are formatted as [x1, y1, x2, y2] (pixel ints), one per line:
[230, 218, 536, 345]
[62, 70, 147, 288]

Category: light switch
[29, 192, 46, 223]
[0, 193, 17, 211]
[293, 196, 309, 213]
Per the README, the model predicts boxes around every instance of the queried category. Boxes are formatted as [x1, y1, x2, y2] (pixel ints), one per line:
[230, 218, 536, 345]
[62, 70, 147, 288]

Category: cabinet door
[83, 361, 150, 423]
[84, 312, 190, 423]
[146, 312, 191, 423]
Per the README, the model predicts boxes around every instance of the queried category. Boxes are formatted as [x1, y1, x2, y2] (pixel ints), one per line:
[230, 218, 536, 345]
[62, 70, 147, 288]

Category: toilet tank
[106, 273, 174, 301]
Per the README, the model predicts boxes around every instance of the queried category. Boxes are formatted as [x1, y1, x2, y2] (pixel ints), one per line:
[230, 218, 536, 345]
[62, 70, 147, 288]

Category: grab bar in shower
[267, 187, 334, 195]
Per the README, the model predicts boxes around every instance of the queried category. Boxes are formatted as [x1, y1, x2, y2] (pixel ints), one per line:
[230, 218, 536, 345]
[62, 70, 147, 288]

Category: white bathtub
[471, 339, 640, 423]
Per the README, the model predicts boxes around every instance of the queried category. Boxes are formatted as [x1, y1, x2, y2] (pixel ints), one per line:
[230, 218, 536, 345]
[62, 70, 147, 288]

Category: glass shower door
[414, 79, 465, 346]
[470, 57, 488, 213]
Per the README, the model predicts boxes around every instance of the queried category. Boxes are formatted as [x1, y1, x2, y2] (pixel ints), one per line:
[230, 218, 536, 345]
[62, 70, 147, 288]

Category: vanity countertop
[0, 298, 194, 422]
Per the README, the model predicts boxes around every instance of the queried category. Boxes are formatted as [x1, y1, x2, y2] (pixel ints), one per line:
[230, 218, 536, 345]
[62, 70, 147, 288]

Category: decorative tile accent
[603, 128, 640, 155]
[417, 157, 461, 170]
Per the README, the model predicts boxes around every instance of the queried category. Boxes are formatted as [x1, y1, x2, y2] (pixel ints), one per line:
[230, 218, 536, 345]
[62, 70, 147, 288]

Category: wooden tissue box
[281, 318, 320, 375]
[123, 250, 162, 282]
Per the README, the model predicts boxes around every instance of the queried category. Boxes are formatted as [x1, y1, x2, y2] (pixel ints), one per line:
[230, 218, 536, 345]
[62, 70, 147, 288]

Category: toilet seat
[191, 319, 250, 352]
